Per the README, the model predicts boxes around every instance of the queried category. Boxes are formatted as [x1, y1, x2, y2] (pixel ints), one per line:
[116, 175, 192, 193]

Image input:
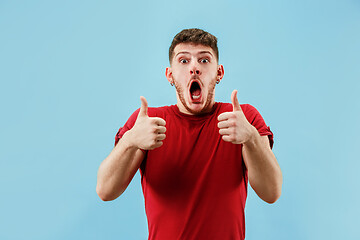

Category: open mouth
[190, 81, 202, 101]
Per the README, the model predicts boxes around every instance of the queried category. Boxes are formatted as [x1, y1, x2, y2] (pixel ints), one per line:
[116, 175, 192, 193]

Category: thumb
[231, 90, 241, 112]
[139, 96, 148, 117]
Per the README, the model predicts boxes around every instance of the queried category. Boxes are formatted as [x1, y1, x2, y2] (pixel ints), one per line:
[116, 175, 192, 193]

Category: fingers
[231, 90, 241, 112]
[152, 117, 166, 126]
[219, 127, 235, 143]
[156, 126, 166, 134]
[221, 135, 233, 143]
[151, 141, 163, 150]
[133, 97, 167, 150]
[139, 96, 148, 117]
[217, 120, 231, 129]
[148, 135, 165, 150]
[138, 96, 166, 126]
[218, 90, 243, 121]
[156, 133, 166, 141]
[219, 128, 231, 136]
[217, 112, 232, 121]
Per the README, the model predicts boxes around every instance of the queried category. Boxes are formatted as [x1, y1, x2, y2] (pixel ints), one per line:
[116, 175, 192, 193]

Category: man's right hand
[127, 96, 166, 150]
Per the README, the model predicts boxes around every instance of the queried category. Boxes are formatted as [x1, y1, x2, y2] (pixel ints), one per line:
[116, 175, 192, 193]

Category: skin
[96, 43, 282, 203]
[96, 97, 165, 200]
[218, 90, 282, 203]
[165, 43, 224, 115]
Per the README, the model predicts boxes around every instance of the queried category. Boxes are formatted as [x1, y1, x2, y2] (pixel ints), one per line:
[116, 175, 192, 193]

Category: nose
[190, 62, 201, 75]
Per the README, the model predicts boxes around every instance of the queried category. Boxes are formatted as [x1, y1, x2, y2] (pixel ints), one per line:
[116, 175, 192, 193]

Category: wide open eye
[180, 59, 188, 64]
[200, 58, 209, 63]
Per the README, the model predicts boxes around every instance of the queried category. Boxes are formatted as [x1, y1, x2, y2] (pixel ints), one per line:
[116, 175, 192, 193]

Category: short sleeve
[242, 104, 274, 148]
[114, 109, 140, 146]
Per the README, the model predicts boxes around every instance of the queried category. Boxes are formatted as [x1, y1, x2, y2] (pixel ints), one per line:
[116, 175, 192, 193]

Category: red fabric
[115, 103, 273, 240]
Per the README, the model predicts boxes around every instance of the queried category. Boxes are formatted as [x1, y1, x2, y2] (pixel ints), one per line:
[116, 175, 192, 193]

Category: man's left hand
[217, 90, 257, 144]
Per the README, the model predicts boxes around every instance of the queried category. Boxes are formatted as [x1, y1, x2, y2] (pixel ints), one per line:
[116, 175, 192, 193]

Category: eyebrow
[175, 51, 214, 58]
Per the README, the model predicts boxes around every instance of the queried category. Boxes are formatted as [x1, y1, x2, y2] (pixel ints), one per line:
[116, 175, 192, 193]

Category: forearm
[96, 131, 144, 201]
[243, 128, 282, 203]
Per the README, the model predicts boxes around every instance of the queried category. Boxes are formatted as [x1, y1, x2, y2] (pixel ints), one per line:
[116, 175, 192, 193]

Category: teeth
[192, 95, 200, 99]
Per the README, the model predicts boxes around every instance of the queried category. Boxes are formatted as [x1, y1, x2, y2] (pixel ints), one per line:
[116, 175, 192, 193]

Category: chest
[141, 116, 245, 198]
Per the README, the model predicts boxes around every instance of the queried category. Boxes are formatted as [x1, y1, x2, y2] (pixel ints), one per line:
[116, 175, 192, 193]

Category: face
[166, 43, 224, 115]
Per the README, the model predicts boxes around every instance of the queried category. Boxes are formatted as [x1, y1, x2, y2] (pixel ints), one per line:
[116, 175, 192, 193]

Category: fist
[217, 90, 256, 144]
[129, 96, 166, 150]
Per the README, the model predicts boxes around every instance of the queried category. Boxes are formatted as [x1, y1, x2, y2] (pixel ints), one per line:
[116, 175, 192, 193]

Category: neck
[176, 101, 216, 116]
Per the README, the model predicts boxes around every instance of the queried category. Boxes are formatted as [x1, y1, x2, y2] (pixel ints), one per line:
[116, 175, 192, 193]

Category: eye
[180, 59, 188, 64]
[200, 58, 209, 63]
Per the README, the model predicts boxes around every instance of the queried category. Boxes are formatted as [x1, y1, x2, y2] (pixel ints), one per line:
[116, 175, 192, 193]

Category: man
[96, 28, 282, 240]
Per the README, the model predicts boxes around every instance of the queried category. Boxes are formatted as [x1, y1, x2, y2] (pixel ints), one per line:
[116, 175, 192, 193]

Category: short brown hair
[169, 28, 219, 63]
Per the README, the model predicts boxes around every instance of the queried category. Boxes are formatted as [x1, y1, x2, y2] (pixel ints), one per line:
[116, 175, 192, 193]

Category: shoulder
[241, 104, 260, 115]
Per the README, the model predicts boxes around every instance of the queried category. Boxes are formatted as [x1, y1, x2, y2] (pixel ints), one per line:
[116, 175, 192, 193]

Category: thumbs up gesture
[217, 90, 256, 144]
[129, 96, 166, 150]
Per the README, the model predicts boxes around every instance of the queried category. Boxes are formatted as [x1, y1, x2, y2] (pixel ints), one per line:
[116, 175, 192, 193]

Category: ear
[165, 67, 173, 84]
[217, 64, 224, 83]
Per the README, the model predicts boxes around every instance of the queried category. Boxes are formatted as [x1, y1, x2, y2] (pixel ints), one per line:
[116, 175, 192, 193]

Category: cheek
[173, 72, 185, 82]
[173, 66, 188, 75]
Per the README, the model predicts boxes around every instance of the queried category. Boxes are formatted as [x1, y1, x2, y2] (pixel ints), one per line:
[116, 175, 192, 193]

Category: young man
[97, 28, 282, 240]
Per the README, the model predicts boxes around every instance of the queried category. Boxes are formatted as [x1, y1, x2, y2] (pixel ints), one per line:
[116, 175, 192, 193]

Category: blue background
[1, 0, 359, 239]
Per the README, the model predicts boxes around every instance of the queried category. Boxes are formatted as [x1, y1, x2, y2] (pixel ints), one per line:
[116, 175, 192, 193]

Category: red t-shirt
[115, 102, 273, 240]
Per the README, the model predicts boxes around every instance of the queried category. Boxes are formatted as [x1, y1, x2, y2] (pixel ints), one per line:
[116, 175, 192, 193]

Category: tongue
[192, 89, 201, 96]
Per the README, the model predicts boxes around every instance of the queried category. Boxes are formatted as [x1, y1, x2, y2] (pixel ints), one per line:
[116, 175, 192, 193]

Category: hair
[169, 28, 219, 64]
